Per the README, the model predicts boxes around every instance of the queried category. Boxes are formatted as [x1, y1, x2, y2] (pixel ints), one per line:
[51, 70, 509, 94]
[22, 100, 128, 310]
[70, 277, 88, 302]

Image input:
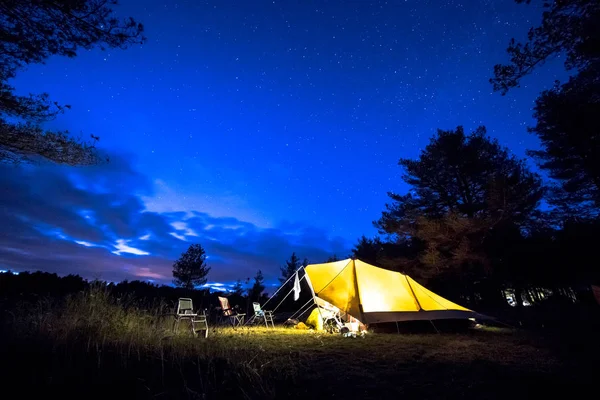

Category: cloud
[0, 158, 351, 287]
[112, 239, 150, 256]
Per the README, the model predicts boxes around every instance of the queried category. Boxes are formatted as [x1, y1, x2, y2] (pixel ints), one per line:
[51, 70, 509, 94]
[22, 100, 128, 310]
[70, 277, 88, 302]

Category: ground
[0, 290, 596, 399]
[2, 325, 595, 399]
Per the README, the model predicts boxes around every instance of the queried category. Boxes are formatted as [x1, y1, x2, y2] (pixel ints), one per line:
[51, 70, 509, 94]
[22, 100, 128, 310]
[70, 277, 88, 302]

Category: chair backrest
[218, 296, 232, 316]
[177, 298, 194, 315]
[252, 302, 264, 316]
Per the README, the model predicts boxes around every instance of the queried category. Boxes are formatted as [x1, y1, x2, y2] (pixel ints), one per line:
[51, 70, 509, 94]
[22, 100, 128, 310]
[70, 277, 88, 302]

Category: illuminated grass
[0, 288, 595, 399]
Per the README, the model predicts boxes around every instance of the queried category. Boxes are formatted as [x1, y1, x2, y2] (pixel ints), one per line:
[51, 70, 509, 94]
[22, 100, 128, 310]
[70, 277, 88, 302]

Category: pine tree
[491, 0, 600, 214]
[375, 126, 544, 280]
[352, 236, 384, 265]
[248, 270, 265, 302]
[232, 279, 245, 296]
[172, 244, 210, 290]
[280, 252, 302, 283]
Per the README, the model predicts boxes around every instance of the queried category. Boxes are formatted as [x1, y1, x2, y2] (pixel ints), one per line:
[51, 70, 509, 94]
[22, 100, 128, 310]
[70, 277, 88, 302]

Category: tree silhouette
[248, 270, 265, 302]
[351, 236, 384, 266]
[491, 0, 600, 215]
[375, 126, 544, 281]
[326, 254, 339, 262]
[0, 0, 144, 164]
[280, 252, 307, 283]
[172, 244, 210, 290]
[490, 0, 599, 95]
[232, 279, 245, 297]
[527, 71, 600, 215]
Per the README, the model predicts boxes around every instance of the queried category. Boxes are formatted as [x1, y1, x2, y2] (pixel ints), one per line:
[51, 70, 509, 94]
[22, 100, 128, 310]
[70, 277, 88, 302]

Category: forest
[0, 1, 599, 398]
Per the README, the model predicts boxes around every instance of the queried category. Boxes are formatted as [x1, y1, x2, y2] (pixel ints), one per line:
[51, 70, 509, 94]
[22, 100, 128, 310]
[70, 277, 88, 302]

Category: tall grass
[0, 285, 288, 399]
[0, 286, 596, 399]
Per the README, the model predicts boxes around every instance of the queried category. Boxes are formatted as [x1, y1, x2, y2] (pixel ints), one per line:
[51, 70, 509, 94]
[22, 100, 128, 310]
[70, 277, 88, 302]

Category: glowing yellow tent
[303, 258, 477, 324]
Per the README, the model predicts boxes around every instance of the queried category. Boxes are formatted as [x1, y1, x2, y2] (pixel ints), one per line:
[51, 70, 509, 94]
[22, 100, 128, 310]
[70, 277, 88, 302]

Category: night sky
[1, 0, 564, 290]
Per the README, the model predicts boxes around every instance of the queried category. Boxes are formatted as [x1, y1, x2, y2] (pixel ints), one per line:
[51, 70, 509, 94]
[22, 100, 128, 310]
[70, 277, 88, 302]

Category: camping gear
[249, 302, 275, 328]
[173, 298, 209, 338]
[218, 296, 245, 327]
[268, 258, 485, 330]
[303, 258, 481, 325]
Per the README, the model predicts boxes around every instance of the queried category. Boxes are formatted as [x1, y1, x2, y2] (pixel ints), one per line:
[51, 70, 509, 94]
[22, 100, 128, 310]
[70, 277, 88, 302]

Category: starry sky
[1, 0, 564, 289]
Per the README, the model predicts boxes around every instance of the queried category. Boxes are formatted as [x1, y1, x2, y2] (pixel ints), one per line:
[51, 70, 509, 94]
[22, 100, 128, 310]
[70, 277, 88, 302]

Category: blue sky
[1, 0, 565, 287]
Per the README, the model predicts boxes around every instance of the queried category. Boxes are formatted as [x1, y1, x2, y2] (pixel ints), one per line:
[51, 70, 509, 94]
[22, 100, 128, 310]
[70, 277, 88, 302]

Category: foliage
[527, 66, 600, 215]
[0, 287, 598, 399]
[490, 0, 600, 94]
[351, 236, 384, 266]
[492, 0, 600, 216]
[172, 244, 210, 290]
[248, 269, 265, 302]
[326, 254, 339, 262]
[280, 252, 307, 283]
[0, 120, 106, 165]
[232, 279, 245, 296]
[0, 0, 144, 164]
[376, 126, 544, 282]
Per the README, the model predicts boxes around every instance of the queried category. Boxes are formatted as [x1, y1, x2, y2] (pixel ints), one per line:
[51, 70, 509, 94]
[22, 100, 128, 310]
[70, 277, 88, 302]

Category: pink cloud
[133, 267, 165, 280]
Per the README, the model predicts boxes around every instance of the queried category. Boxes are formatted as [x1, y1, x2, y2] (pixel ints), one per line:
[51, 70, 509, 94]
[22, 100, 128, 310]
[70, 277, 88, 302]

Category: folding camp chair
[323, 311, 345, 334]
[218, 296, 245, 328]
[173, 298, 209, 338]
[251, 302, 275, 328]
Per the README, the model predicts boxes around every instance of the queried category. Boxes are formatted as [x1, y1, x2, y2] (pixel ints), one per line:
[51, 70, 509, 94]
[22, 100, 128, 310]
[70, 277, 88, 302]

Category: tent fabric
[304, 258, 478, 324]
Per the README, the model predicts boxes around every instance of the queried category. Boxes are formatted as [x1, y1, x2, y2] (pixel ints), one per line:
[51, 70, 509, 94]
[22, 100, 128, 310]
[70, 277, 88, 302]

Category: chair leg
[191, 319, 197, 337]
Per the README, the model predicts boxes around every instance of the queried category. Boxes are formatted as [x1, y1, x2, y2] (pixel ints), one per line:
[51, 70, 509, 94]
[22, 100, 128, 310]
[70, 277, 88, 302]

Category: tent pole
[351, 259, 366, 326]
[288, 297, 315, 320]
[304, 268, 326, 330]
[405, 275, 422, 311]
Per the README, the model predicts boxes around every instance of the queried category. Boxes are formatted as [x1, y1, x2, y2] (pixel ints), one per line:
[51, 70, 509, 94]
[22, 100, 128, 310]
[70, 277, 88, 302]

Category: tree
[528, 67, 600, 215]
[280, 252, 307, 283]
[490, 0, 599, 95]
[232, 279, 245, 297]
[351, 236, 384, 266]
[248, 269, 265, 302]
[375, 126, 544, 282]
[326, 254, 339, 262]
[172, 244, 210, 290]
[0, 0, 144, 164]
[491, 0, 600, 215]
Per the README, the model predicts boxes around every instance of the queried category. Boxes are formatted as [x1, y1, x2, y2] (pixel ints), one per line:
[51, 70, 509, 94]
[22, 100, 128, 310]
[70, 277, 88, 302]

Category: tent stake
[395, 321, 400, 335]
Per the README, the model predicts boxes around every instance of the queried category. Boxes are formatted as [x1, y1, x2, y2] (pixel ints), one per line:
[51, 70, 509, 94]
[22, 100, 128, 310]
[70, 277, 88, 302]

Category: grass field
[0, 288, 597, 399]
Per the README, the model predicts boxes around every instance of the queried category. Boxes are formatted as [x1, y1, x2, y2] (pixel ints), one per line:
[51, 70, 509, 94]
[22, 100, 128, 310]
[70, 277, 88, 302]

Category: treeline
[2, 1, 599, 316]
[0, 270, 265, 317]
[346, 0, 600, 310]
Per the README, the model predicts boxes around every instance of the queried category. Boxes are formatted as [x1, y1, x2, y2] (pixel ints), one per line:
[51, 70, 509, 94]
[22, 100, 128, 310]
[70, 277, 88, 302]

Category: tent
[300, 258, 480, 324]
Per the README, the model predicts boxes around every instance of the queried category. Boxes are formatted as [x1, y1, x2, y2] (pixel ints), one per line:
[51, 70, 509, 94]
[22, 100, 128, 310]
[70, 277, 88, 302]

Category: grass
[0, 287, 597, 399]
